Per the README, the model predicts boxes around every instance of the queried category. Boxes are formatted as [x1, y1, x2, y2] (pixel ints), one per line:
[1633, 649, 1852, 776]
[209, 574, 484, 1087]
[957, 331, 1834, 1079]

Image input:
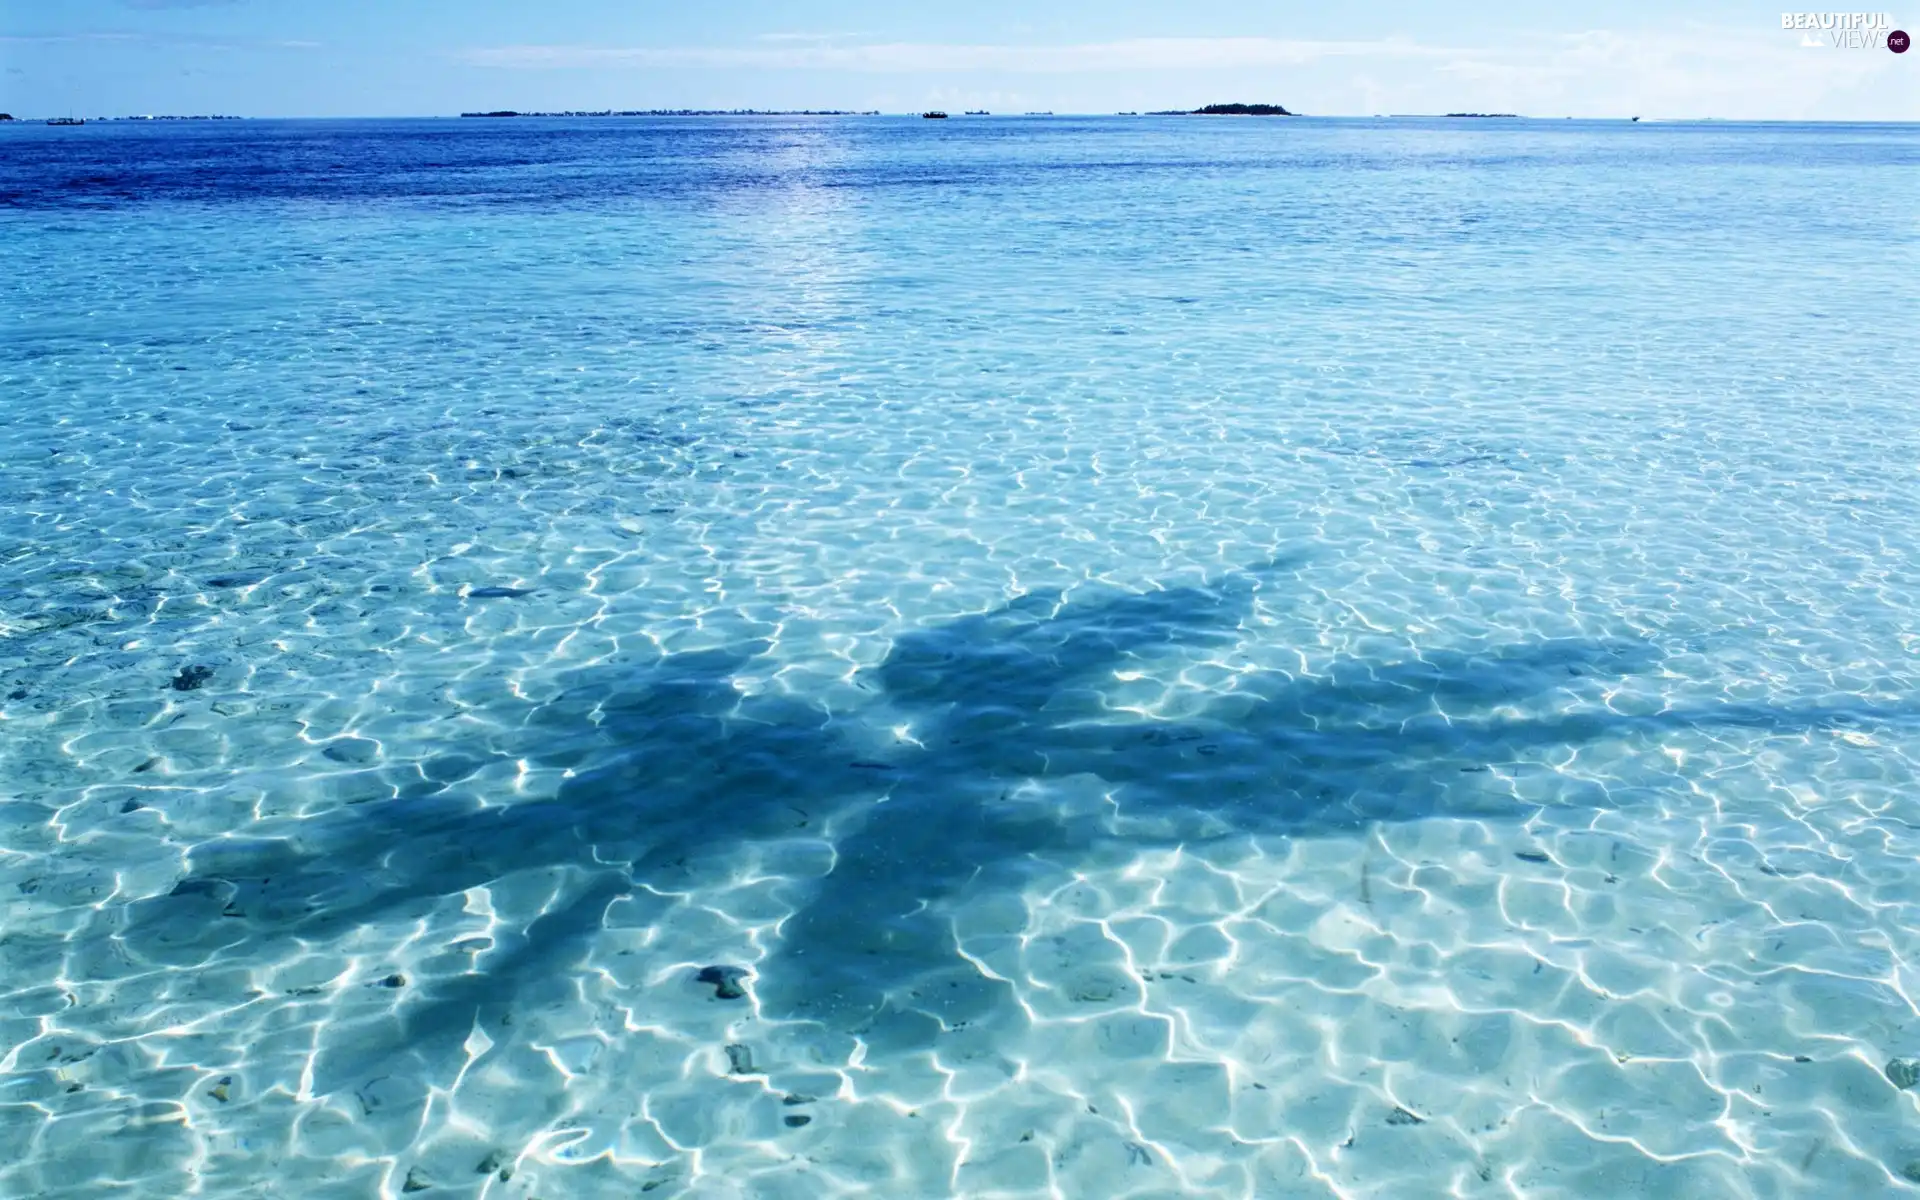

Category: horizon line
[7, 112, 1920, 124]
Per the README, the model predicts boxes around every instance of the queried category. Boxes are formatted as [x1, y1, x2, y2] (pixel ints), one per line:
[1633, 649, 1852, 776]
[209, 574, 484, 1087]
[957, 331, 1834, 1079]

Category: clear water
[3, 115, 1920, 1197]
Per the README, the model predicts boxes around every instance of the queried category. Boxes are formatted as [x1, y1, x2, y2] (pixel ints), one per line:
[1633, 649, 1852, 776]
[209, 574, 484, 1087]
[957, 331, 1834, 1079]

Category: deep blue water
[3, 115, 1920, 1198]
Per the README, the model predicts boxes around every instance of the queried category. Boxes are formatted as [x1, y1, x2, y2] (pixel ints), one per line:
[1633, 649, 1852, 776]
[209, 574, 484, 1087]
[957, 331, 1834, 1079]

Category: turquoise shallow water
[3, 115, 1920, 1196]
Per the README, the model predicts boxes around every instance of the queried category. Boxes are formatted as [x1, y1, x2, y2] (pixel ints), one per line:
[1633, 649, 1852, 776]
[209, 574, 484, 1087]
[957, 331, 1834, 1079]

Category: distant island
[1193, 103, 1295, 116]
[1443, 112, 1519, 118]
[1146, 103, 1296, 116]
[460, 109, 877, 118]
[0, 112, 240, 122]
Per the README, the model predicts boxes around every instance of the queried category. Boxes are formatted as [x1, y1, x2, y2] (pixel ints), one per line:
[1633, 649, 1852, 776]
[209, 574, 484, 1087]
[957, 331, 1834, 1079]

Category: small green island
[1156, 103, 1295, 116]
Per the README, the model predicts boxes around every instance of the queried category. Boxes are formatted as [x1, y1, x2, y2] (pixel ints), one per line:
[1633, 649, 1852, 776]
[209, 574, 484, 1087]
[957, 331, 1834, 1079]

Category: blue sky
[3, 1, 1915, 119]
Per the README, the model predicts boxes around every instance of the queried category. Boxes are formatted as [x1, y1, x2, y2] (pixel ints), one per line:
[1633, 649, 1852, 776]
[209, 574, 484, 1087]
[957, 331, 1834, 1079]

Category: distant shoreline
[0, 114, 244, 123]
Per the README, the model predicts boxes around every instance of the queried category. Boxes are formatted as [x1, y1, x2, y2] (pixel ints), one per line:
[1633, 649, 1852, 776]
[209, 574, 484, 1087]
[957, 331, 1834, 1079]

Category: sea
[2, 114, 1919, 1198]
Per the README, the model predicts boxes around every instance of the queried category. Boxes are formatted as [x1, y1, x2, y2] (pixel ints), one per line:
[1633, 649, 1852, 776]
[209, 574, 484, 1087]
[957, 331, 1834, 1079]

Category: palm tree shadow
[304, 868, 633, 1099]
[122, 642, 854, 956]
[755, 581, 1918, 1036]
[120, 556, 1920, 1080]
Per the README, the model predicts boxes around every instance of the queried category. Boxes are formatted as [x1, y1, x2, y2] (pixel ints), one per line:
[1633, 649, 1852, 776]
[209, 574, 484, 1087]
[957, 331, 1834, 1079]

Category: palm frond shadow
[122, 558, 1918, 1082]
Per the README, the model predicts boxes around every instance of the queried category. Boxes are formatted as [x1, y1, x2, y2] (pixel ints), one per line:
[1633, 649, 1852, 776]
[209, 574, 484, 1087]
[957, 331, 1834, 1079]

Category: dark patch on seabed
[119, 555, 1918, 1087]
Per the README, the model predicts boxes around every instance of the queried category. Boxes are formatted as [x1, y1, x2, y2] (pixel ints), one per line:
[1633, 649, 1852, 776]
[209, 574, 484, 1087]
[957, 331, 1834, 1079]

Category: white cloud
[452, 28, 1917, 119]
[458, 36, 1452, 74]
[1414, 26, 1915, 120]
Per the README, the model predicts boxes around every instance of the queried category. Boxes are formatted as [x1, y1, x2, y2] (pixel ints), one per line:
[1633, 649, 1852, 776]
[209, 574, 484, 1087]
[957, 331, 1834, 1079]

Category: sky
[2, 1, 1916, 120]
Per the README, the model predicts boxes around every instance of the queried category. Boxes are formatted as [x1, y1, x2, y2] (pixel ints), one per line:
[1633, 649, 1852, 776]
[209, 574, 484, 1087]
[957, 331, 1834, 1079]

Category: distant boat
[47, 117, 85, 126]
[964, 110, 989, 116]
[922, 111, 948, 119]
